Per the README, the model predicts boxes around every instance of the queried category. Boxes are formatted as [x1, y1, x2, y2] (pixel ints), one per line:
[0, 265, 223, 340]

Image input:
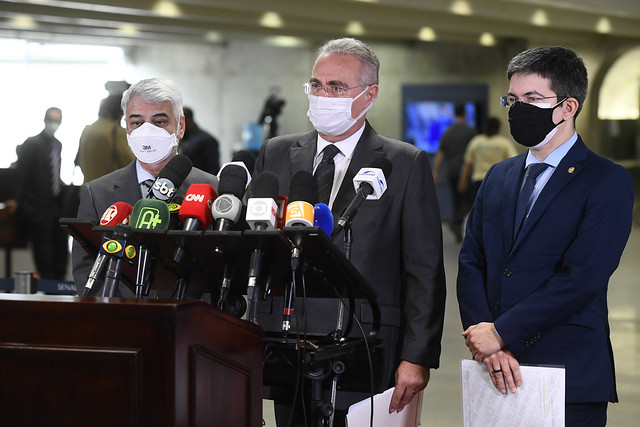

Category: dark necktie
[314, 144, 341, 205]
[514, 162, 549, 237]
[50, 140, 61, 197]
[141, 179, 154, 198]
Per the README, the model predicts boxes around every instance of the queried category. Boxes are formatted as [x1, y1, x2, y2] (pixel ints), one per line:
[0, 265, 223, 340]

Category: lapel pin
[568, 167, 575, 174]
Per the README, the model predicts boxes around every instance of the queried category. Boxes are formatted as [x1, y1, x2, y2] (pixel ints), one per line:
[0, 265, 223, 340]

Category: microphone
[284, 171, 316, 227]
[147, 154, 193, 202]
[212, 164, 247, 231]
[129, 198, 171, 297]
[178, 184, 217, 232]
[313, 203, 333, 237]
[172, 183, 217, 266]
[276, 195, 289, 229]
[246, 171, 279, 230]
[245, 171, 280, 324]
[331, 157, 392, 238]
[99, 201, 132, 226]
[83, 202, 133, 296]
[282, 171, 317, 334]
[233, 149, 256, 175]
[99, 224, 132, 297]
[167, 196, 183, 230]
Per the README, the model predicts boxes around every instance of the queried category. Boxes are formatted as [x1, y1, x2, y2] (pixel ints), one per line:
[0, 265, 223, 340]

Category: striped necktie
[141, 179, 154, 198]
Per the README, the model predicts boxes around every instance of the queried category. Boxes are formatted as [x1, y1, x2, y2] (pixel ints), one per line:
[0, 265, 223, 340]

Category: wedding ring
[492, 368, 502, 373]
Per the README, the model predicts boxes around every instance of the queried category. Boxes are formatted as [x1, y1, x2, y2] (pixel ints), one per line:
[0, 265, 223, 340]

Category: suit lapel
[289, 132, 317, 176]
[511, 138, 587, 251]
[502, 155, 526, 253]
[113, 161, 143, 206]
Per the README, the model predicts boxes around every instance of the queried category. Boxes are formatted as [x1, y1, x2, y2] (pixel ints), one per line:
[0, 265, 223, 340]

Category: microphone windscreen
[130, 199, 171, 230]
[178, 183, 217, 228]
[159, 153, 193, 183]
[218, 165, 248, 199]
[289, 171, 317, 204]
[251, 171, 279, 200]
[150, 154, 192, 201]
[313, 203, 333, 236]
[232, 150, 256, 176]
[99, 202, 133, 226]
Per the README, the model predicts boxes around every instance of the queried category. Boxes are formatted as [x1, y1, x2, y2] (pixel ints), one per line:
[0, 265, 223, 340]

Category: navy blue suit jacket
[457, 136, 634, 403]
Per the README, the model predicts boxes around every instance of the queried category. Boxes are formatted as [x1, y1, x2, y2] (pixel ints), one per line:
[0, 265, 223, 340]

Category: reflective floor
[262, 224, 640, 426]
[4, 225, 638, 426]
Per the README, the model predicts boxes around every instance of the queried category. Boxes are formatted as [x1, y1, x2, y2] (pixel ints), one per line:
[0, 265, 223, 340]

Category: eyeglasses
[499, 94, 564, 107]
[303, 82, 370, 97]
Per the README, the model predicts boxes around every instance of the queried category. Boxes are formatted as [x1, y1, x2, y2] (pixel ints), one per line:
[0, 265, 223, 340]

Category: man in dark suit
[72, 78, 218, 296]
[457, 46, 634, 426]
[254, 37, 446, 425]
[15, 107, 68, 280]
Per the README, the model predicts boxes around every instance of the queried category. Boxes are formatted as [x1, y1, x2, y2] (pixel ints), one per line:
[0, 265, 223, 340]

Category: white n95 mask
[127, 122, 178, 164]
[307, 88, 375, 136]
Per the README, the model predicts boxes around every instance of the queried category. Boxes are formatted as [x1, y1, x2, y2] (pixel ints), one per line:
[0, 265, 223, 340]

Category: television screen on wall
[402, 84, 488, 153]
[405, 101, 477, 153]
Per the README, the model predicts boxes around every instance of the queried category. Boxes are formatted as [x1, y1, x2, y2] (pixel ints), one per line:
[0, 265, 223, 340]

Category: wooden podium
[0, 294, 263, 426]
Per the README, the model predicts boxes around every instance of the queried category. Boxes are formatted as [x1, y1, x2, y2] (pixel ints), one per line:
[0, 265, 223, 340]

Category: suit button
[503, 269, 512, 277]
[493, 301, 500, 311]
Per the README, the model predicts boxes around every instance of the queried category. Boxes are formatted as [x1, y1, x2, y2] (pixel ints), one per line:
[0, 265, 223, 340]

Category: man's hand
[388, 360, 430, 413]
[482, 350, 522, 394]
[462, 322, 504, 361]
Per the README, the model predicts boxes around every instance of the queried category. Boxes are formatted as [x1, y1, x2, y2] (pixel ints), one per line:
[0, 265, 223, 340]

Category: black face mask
[508, 99, 566, 148]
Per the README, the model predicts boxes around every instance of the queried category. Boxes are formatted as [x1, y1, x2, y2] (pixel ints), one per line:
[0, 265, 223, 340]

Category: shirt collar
[315, 123, 365, 162]
[135, 160, 155, 184]
[525, 131, 578, 169]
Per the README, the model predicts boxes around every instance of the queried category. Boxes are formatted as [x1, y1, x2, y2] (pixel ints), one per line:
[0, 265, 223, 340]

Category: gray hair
[315, 38, 380, 86]
[121, 77, 183, 125]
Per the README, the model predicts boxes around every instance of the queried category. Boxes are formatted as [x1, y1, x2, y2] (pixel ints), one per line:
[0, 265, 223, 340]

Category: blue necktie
[314, 144, 340, 205]
[514, 163, 549, 238]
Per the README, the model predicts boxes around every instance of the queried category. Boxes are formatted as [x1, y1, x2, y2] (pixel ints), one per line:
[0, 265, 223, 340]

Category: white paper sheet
[461, 359, 565, 427]
[346, 387, 423, 427]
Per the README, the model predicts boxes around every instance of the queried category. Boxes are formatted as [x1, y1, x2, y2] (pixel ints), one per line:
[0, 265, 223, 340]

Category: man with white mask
[254, 37, 446, 426]
[72, 77, 218, 296]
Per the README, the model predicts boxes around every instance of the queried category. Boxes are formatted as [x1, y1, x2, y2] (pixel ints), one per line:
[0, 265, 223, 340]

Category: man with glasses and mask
[254, 37, 446, 426]
[72, 78, 218, 297]
[457, 46, 633, 426]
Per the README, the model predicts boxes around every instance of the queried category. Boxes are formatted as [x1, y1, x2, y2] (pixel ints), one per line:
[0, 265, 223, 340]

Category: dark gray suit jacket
[71, 160, 218, 295]
[255, 122, 446, 387]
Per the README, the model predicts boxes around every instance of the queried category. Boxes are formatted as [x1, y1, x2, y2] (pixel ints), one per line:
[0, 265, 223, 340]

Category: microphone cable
[333, 289, 376, 427]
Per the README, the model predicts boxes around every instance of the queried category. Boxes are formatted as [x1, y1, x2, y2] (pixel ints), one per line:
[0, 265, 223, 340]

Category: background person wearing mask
[71, 78, 218, 296]
[15, 107, 69, 280]
[457, 46, 634, 426]
[254, 37, 446, 426]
